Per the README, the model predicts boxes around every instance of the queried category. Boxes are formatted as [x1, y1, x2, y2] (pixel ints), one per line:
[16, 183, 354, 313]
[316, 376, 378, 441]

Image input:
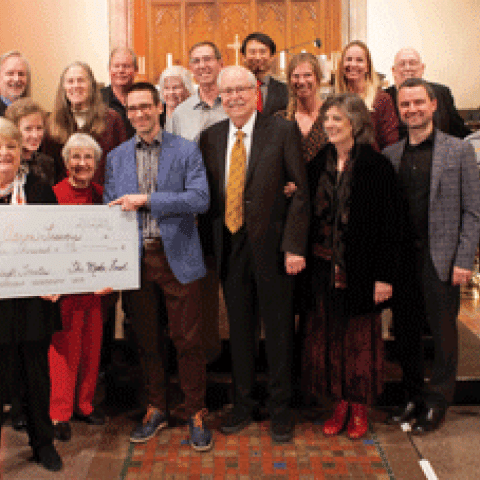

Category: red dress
[49, 179, 104, 421]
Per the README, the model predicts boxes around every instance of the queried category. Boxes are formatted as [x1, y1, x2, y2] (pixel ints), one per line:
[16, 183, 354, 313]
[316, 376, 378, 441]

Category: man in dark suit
[104, 82, 212, 451]
[383, 78, 480, 434]
[101, 47, 137, 138]
[385, 47, 470, 139]
[199, 65, 309, 442]
[0, 51, 30, 117]
[241, 32, 288, 117]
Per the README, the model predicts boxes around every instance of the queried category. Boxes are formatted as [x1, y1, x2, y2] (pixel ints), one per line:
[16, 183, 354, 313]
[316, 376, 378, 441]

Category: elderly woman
[0, 118, 62, 471]
[157, 65, 193, 132]
[303, 93, 406, 439]
[44, 61, 127, 185]
[6, 98, 63, 186]
[48, 133, 109, 442]
[336, 41, 399, 150]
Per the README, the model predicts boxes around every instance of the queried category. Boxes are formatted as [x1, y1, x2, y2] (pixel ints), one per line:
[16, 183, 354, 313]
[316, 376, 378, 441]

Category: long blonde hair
[48, 62, 107, 144]
[335, 40, 380, 110]
[285, 52, 323, 121]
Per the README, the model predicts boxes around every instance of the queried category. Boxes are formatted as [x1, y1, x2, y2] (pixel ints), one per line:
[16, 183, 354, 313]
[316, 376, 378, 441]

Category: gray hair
[61, 133, 102, 168]
[217, 66, 256, 89]
[0, 117, 22, 147]
[320, 93, 375, 145]
[108, 47, 138, 71]
[0, 50, 31, 98]
[398, 77, 436, 101]
[157, 66, 194, 102]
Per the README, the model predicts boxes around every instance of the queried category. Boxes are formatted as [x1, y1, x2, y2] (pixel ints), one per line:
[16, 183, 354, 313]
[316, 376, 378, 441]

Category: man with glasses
[386, 47, 470, 139]
[199, 66, 309, 442]
[171, 41, 227, 142]
[104, 82, 213, 451]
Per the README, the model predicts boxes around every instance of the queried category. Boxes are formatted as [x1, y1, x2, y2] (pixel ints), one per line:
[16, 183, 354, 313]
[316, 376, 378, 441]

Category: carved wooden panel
[185, 3, 216, 54]
[149, 3, 182, 81]
[140, 0, 342, 81]
[220, 2, 250, 65]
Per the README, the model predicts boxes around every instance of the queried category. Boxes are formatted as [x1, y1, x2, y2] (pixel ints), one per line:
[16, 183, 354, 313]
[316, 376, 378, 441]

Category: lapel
[122, 139, 140, 194]
[246, 114, 268, 188]
[217, 121, 229, 204]
[430, 130, 447, 204]
[389, 138, 407, 172]
[155, 132, 175, 189]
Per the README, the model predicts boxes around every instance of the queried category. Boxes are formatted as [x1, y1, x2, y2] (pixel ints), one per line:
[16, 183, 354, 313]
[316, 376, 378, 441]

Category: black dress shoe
[74, 409, 106, 425]
[412, 405, 447, 435]
[271, 409, 295, 443]
[219, 405, 253, 434]
[54, 421, 72, 442]
[33, 444, 63, 472]
[386, 401, 422, 425]
[12, 413, 28, 431]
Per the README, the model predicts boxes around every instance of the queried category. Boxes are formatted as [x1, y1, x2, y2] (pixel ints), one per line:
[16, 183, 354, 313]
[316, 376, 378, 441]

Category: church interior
[1, 0, 480, 478]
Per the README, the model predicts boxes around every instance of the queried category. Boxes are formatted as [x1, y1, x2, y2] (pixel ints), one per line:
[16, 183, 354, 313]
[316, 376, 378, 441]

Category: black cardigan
[307, 143, 412, 316]
[0, 174, 61, 344]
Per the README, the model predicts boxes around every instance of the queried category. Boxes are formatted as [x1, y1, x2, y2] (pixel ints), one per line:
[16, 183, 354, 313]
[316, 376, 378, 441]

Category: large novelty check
[0, 205, 139, 299]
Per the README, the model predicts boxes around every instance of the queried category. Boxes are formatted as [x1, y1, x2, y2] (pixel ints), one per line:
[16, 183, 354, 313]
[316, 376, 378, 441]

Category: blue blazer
[103, 132, 209, 285]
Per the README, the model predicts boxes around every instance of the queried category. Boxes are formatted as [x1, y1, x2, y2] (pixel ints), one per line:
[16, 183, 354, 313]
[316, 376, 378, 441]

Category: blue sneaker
[189, 409, 213, 452]
[130, 406, 168, 443]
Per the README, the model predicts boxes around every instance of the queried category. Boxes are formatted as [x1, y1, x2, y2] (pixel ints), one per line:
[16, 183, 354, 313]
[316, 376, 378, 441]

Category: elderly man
[199, 66, 309, 442]
[385, 47, 470, 139]
[101, 47, 137, 138]
[171, 42, 227, 142]
[104, 82, 212, 451]
[241, 32, 288, 117]
[0, 51, 30, 116]
[383, 78, 480, 434]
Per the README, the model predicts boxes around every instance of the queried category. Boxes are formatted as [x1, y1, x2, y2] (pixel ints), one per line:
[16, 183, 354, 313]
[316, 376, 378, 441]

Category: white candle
[279, 51, 286, 71]
[167, 53, 173, 68]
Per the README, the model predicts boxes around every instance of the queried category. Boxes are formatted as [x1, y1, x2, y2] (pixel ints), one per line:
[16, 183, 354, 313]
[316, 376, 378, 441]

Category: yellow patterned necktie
[225, 130, 247, 234]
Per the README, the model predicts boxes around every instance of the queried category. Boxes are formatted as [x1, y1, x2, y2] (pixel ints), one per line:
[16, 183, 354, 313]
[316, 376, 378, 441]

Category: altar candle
[167, 53, 173, 67]
[279, 51, 286, 71]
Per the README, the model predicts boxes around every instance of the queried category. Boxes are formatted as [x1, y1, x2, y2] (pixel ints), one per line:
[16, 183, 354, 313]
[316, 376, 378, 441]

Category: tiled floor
[2, 295, 480, 479]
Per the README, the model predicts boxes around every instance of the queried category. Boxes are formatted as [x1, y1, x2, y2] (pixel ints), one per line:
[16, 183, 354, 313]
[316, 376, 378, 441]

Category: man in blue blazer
[383, 78, 480, 434]
[104, 82, 212, 451]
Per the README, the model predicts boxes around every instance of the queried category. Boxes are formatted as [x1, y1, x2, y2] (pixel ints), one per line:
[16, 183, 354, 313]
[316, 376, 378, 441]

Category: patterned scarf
[0, 172, 27, 204]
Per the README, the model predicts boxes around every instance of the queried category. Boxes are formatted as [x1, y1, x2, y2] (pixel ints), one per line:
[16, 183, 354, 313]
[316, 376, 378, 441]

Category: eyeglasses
[126, 103, 155, 113]
[189, 55, 217, 66]
[395, 60, 421, 69]
[219, 85, 255, 96]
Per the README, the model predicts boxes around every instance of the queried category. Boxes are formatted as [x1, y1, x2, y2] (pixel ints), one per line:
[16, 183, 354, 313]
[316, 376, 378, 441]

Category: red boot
[347, 403, 368, 439]
[322, 399, 349, 436]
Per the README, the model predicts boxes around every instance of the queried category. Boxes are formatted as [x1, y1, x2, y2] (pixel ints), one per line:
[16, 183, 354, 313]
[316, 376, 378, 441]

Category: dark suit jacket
[385, 82, 471, 139]
[199, 113, 309, 279]
[0, 174, 61, 344]
[0, 98, 7, 117]
[383, 130, 480, 281]
[263, 77, 288, 117]
[308, 143, 408, 316]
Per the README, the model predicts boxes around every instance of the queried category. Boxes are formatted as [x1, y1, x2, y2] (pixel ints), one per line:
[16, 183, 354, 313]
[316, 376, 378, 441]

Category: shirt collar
[135, 129, 163, 148]
[1, 95, 13, 107]
[406, 129, 436, 150]
[228, 111, 257, 138]
[193, 90, 222, 110]
[259, 75, 270, 87]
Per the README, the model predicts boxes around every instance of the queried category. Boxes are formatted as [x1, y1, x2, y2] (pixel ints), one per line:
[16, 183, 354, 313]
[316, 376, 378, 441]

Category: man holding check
[104, 82, 212, 451]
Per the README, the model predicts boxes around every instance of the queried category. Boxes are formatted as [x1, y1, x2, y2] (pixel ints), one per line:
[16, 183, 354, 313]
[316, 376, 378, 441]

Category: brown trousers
[123, 240, 206, 416]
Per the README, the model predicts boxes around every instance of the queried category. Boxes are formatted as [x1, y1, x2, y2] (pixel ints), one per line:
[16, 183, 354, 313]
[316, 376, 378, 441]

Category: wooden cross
[227, 34, 242, 66]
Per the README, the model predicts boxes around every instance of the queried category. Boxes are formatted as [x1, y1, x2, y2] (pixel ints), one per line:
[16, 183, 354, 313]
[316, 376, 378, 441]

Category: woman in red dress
[49, 133, 110, 442]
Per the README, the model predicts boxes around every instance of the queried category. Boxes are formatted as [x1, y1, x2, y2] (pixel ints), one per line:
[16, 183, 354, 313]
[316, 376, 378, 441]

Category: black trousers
[0, 339, 54, 450]
[394, 249, 460, 405]
[221, 226, 295, 416]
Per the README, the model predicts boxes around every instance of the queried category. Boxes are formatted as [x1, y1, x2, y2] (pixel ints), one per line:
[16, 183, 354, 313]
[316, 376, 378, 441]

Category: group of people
[0, 31, 478, 473]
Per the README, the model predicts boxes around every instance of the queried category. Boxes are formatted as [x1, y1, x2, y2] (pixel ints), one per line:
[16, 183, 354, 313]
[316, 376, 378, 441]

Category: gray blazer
[383, 129, 480, 282]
